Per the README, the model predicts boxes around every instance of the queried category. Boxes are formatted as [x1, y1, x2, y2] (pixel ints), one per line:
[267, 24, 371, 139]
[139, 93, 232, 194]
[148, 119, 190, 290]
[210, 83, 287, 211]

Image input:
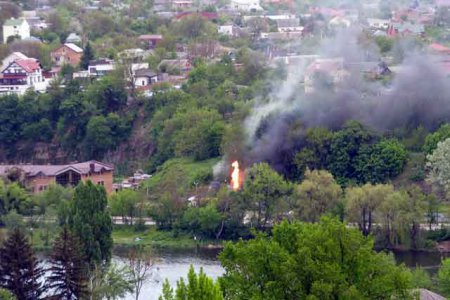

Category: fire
[230, 160, 241, 191]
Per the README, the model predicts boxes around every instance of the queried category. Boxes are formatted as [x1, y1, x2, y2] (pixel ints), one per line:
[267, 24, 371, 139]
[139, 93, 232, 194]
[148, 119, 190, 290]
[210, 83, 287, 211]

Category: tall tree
[296, 169, 342, 222]
[80, 42, 94, 70]
[46, 227, 89, 299]
[0, 229, 43, 300]
[345, 183, 393, 236]
[68, 180, 113, 267]
[426, 137, 450, 198]
[242, 163, 289, 228]
[219, 218, 413, 300]
[127, 245, 154, 300]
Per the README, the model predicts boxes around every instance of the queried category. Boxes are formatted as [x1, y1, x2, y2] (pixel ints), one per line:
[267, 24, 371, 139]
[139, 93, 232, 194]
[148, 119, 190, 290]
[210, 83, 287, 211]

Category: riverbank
[112, 225, 224, 250]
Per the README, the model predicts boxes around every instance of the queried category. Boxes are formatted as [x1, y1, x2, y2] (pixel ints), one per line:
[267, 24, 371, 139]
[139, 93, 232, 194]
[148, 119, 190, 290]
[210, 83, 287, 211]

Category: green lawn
[112, 225, 222, 249]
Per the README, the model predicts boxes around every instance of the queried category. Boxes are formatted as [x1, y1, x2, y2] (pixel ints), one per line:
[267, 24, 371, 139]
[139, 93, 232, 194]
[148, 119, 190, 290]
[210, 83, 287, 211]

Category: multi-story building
[3, 18, 30, 43]
[0, 58, 49, 95]
[0, 161, 114, 194]
[51, 43, 84, 67]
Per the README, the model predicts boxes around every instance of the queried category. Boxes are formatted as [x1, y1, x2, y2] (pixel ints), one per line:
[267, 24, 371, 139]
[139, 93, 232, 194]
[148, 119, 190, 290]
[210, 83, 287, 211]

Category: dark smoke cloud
[240, 28, 450, 174]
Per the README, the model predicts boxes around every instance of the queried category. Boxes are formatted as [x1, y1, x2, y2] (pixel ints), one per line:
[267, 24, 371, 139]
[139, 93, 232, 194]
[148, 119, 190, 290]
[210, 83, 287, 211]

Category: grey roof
[0, 160, 114, 177]
[276, 18, 299, 28]
[135, 68, 157, 78]
[4, 18, 27, 26]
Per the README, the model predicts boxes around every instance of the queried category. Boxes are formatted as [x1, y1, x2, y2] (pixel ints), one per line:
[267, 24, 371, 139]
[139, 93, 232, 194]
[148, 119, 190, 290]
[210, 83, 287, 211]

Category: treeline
[4, 216, 449, 299]
[0, 75, 132, 161]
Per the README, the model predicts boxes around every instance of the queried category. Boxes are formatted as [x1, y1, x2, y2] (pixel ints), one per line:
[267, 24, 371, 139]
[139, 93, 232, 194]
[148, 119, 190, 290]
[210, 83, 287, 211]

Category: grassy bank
[1, 225, 224, 252]
[112, 225, 223, 249]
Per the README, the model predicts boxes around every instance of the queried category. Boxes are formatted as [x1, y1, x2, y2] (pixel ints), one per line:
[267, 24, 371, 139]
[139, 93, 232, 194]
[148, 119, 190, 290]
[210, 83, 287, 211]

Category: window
[97, 181, 104, 186]
[39, 185, 48, 191]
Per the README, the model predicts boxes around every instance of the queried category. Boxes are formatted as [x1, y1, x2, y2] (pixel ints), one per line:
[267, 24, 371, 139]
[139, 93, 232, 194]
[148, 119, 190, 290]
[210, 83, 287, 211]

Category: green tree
[328, 121, 377, 184]
[242, 163, 289, 228]
[296, 169, 342, 222]
[46, 227, 89, 299]
[68, 181, 113, 267]
[426, 138, 450, 197]
[80, 42, 95, 70]
[109, 189, 140, 225]
[180, 202, 223, 238]
[91, 264, 134, 300]
[345, 183, 393, 236]
[159, 265, 223, 300]
[219, 218, 413, 300]
[0, 288, 16, 300]
[0, 229, 44, 300]
[399, 186, 427, 250]
[355, 139, 407, 184]
[423, 123, 450, 154]
[294, 127, 332, 180]
[438, 258, 450, 297]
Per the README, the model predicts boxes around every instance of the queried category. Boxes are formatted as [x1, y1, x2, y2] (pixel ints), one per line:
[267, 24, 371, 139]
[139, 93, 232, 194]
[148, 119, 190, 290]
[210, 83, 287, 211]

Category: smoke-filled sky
[239, 27, 450, 174]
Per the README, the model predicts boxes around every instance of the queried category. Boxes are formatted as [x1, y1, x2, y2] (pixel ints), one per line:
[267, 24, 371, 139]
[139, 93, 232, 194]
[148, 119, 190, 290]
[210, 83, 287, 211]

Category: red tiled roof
[15, 59, 40, 73]
[430, 43, 450, 53]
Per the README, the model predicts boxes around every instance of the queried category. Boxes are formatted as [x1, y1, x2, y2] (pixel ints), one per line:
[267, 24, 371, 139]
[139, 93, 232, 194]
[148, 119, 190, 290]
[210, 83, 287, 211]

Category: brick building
[50, 43, 83, 67]
[0, 160, 114, 194]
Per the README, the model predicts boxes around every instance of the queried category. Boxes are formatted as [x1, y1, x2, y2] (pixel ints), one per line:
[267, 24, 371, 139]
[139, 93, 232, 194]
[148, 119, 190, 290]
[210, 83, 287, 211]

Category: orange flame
[231, 160, 240, 191]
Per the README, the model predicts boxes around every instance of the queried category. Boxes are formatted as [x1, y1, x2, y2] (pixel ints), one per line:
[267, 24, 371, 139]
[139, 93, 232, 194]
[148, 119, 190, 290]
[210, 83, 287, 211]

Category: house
[229, 0, 263, 11]
[138, 34, 163, 49]
[329, 16, 352, 28]
[134, 69, 159, 87]
[429, 43, 450, 55]
[88, 58, 115, 77]
[0, 160, 114, 194]
[172, 0, 193, 10]
[1, 52, 28, 71]
[0, 58, 49, 95]
[51, 43, 83, 67]
[367, 18, 390, 30]
[3, 18, 31, 43]
[304, 58, 348, 93]
[387, 22, 424, 37]
[65, 33, 82, 44]
[276, 18, 303, 32]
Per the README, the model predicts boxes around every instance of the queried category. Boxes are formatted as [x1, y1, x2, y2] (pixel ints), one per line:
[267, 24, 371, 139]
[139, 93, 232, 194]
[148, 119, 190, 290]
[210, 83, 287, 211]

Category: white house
[3, 18, 31, 43]
[229, 0, 263, 11]
[0, 59, 49, 95]
[88, 58, 115, 77]
[134, 69, 159, 87]
[367, 18, 390, 30]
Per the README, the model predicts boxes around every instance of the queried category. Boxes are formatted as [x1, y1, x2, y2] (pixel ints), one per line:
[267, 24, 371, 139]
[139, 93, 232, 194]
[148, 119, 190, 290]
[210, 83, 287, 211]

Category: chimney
[90, 162, 95, 173]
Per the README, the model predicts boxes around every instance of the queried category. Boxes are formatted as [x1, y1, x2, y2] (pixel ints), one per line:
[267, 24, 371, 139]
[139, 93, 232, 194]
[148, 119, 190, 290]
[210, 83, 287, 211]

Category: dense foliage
[219, 218, 413, 300]
[68, 181, 113, 266]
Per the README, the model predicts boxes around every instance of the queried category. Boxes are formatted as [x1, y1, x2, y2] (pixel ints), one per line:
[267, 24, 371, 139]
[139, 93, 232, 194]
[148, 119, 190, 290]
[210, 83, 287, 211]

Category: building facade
[0, 58, 49, 95]
[3, 18, 30, 43]
[0, 161, 114, 194]
[51, 43, 83, 67]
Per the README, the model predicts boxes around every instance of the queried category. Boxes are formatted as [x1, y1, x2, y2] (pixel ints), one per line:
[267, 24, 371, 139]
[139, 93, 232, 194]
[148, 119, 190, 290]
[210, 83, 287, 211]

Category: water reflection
[116, 248, 224, 300]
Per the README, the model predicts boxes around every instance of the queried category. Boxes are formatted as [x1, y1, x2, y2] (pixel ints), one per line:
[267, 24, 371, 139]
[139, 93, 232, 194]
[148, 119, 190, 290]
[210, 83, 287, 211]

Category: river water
[116, 248, 447, 300]
[116, 248, 224, 300]
[39, 247, 446, 299]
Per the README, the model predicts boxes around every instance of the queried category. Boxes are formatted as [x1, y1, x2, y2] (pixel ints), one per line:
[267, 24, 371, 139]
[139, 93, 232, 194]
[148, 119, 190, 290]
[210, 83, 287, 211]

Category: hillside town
[1, 0, 450, 299]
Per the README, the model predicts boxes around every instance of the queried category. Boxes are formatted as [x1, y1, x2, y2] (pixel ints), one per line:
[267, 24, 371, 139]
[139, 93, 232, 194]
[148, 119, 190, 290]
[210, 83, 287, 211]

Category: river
[116, 248, 223, 300]
[39, 247, 446, 299]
